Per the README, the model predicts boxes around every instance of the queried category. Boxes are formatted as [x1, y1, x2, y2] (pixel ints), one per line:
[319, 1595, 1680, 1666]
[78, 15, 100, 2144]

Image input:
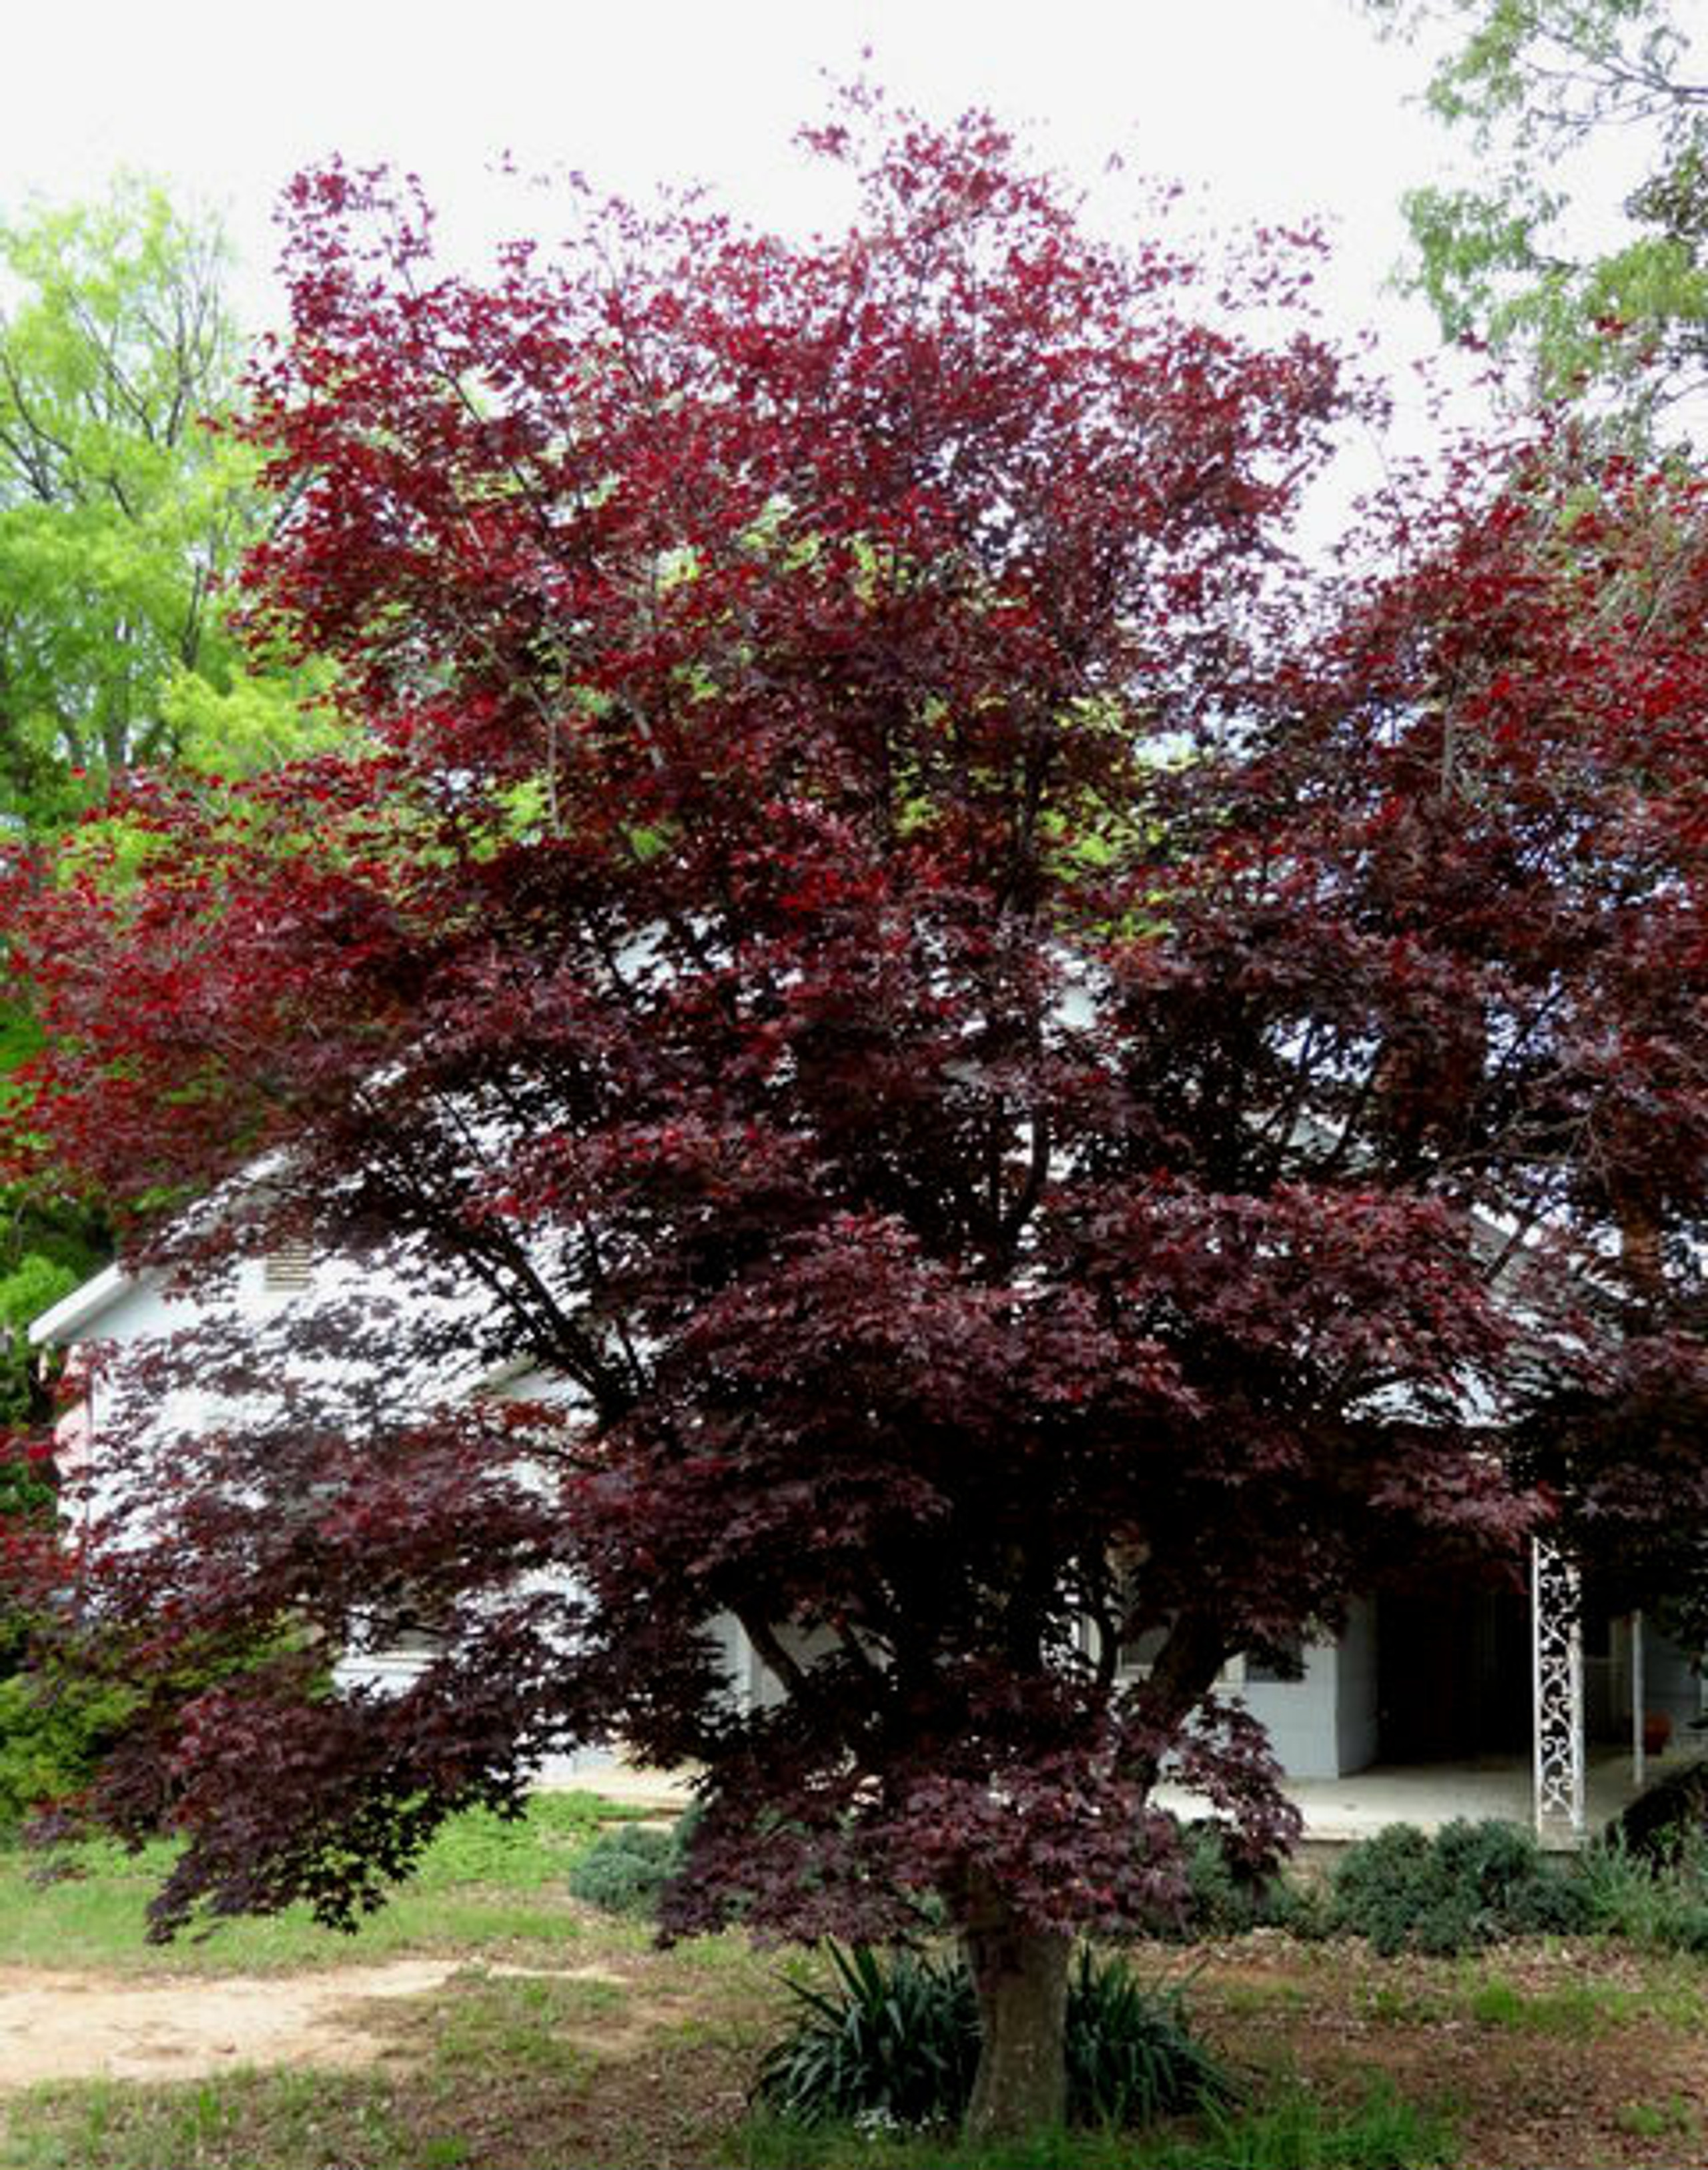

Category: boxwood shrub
[1330, 1818, 1592, 1956]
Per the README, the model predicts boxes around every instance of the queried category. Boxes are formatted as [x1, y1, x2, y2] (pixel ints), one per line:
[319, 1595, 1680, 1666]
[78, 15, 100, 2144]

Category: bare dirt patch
[0, 1959, 625, 2089]
[7, 1937, 1708, 2166]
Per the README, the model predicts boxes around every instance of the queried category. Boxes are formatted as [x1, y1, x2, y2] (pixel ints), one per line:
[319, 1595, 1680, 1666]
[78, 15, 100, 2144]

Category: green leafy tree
[1368, 1, 1708, 428]
[0, 175, 338, 841]
[0, 181, 337, 1500]
[0, 183, 228, 1431]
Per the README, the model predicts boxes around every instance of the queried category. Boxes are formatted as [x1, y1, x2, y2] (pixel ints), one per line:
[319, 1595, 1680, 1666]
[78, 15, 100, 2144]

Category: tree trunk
[961, 1872, 1071, 2140]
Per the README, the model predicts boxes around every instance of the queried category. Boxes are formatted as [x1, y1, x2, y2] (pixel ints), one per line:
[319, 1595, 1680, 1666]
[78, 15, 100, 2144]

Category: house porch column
[1531, 1536, 1585, 1844]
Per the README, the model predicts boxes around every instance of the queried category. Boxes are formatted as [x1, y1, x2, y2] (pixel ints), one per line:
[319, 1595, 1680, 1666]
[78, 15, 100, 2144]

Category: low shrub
[1605, 1762, 1708, 1866]
[1261, 1870, 1336, 1942]
[0, 1665, 136, 1838]
[1330, 1818, 1592, 1957]
[1169, 1820, 1331, 1943]
[1063, 1946, 1235, 2128]
[1579, 1828, 1708, 1953]
[1330, 1824, 1436, 1955]
[566, 1818, 681, 1915]
[1432, 1818, 1591, 1935]
[566, 1802, 701, 1916]
[755, 1940, 979, 2129]
[754, 1940, 1232, 2132]
[1178, 1822, 1272, 1937]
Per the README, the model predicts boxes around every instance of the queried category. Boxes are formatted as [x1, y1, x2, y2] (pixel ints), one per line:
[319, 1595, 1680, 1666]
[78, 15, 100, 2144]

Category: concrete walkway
[569, 1761, 695, 1813]
[1158, 1744, 1699, 1849]
[570, 1745, 1704, 1846]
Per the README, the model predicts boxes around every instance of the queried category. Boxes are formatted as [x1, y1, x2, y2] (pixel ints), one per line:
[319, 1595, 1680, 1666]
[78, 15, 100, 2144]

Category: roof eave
[28, 1263, 139, 1348]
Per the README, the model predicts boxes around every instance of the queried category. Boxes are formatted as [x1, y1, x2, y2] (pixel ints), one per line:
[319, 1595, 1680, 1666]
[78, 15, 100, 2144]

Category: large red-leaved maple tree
[9, 97, 1708, 2136]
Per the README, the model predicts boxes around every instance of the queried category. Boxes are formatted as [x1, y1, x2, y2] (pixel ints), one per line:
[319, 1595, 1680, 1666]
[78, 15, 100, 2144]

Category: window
[262, 1243, 314, 1293]
[1103, 1619, 1245, 1690]
[1245, 1640, 1306, 1685]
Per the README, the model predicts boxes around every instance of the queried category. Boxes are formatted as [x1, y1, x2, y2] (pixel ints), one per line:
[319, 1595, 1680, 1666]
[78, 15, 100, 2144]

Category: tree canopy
[0, 176, 341, 843]
[7, 100, 1708, 2137]
[1367, 0, 1708, 430]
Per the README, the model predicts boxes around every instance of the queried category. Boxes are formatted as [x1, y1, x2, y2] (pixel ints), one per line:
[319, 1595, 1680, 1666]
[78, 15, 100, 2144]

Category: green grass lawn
[0, 1794, 626, 1975]
[0, 1793, 781, 2169]
[5, 1802, 1707, 2169]
[0, 1796, 1462, 2170]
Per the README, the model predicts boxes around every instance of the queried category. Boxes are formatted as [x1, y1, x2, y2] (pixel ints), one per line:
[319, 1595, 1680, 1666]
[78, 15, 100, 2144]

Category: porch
[1157, 1741, 1703, 1853]
[574, 1740, 1703, 1845]
[558, 1548, 1705, 1845]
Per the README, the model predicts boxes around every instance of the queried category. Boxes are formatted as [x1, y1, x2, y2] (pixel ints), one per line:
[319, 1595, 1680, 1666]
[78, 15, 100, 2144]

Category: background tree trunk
[961, 1872, 1070, 2139]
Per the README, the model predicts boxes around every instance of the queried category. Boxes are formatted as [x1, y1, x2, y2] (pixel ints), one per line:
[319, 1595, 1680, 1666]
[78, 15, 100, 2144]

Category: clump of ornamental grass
[754, 1940, 1232, 2133]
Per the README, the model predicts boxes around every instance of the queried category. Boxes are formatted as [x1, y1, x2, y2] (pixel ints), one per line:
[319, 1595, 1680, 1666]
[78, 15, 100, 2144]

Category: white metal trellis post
[1532, 1537, 1585, 1844]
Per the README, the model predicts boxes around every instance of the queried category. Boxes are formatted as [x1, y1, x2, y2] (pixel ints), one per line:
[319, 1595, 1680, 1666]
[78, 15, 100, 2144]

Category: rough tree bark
[961, 1868, 1072, 2140]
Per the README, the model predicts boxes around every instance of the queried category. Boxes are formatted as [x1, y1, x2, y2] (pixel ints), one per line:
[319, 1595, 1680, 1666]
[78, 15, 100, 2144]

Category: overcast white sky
[3, 0, 1455, 364]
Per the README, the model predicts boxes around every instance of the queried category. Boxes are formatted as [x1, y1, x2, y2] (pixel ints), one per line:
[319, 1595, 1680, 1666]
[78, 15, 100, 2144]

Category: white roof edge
[472, 1351, 535, 1396]
[29, 1262, 141, 1347]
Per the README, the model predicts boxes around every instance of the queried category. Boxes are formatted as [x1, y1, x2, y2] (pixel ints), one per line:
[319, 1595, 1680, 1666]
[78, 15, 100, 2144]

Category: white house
[30, 1246, 1697, 1844]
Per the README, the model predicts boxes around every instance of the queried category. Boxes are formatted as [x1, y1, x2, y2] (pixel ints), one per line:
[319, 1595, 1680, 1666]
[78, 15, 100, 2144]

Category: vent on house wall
[262, 1243, 315, 1293]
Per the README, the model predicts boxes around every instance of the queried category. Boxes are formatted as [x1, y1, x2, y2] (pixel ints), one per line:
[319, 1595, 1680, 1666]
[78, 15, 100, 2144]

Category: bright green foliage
[0, 1790, 635, 1968]
[412, 1792, 619, 1889]
[0, 177, 344, 1448]
[755, 1942, 1230, 2133]
[0, 176, 338, 838]
[1367, 1, 1708, 426]
[0, 178, 240, 829]
[0, 1208, 97, 1426]
[1329, 1819, 1593, 1955]
[165, 654, 346, 778]
[1465, 1973, 1624, 2032]
[0, 1662, 136, 1833]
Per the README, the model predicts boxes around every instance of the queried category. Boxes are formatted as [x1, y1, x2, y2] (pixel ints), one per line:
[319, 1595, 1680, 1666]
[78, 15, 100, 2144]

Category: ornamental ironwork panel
[1532, 1537, 1585, 1841]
